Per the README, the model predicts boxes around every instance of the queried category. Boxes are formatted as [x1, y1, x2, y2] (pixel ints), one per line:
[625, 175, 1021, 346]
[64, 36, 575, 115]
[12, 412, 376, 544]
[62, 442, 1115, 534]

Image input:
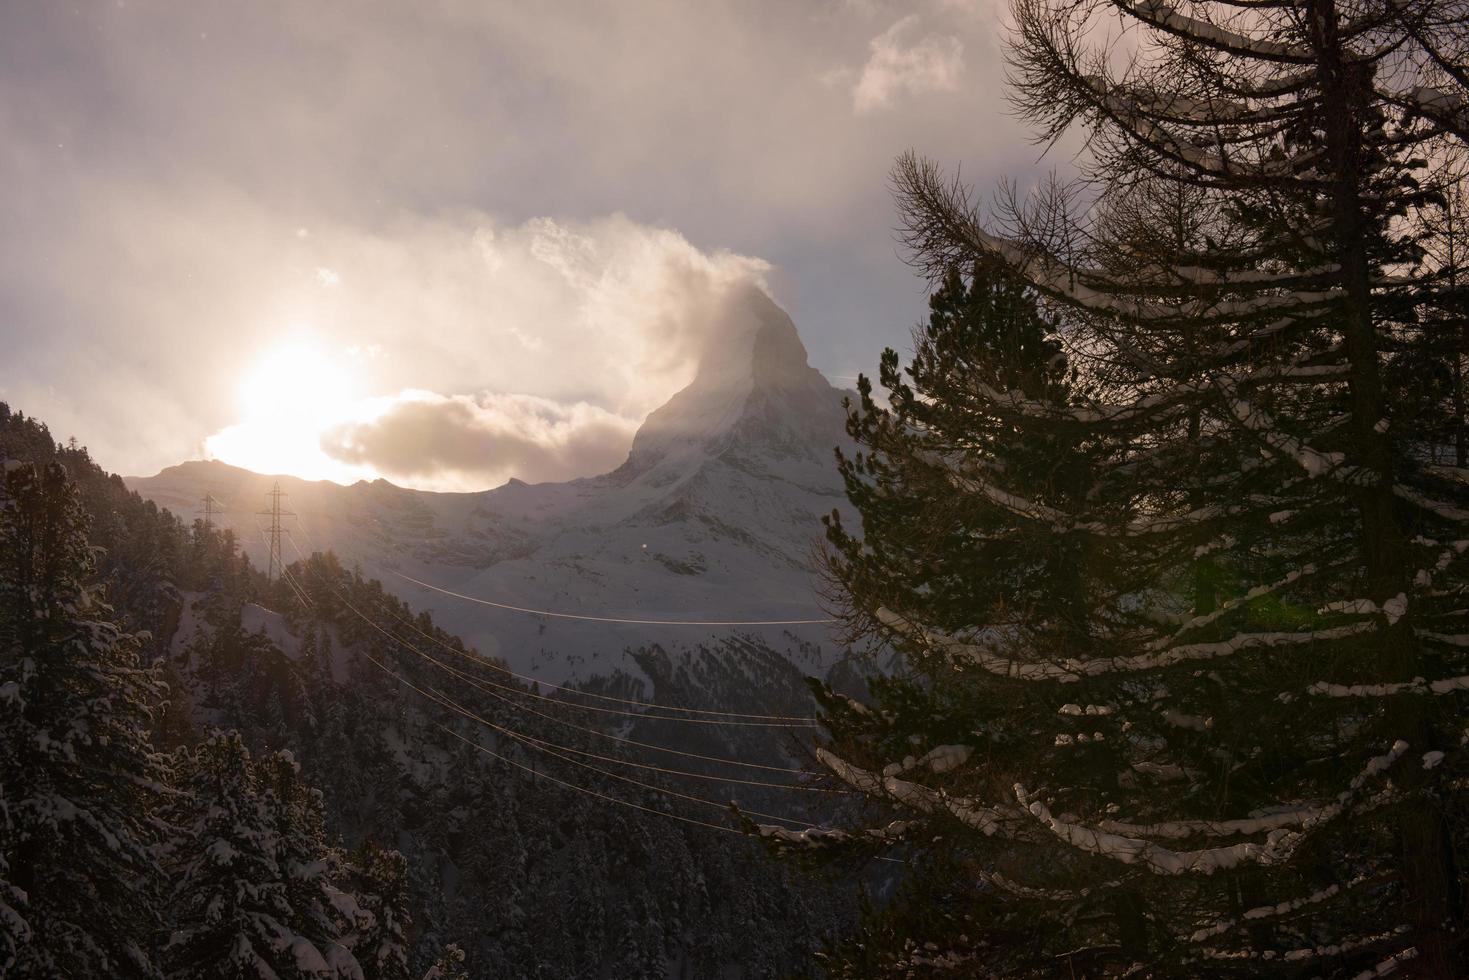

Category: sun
[205, 334, 369, 482]
[236, 338, 353, 427]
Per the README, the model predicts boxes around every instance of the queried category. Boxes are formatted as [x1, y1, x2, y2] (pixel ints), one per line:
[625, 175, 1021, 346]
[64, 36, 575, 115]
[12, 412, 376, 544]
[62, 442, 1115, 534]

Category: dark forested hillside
[0, 402, 858, 978]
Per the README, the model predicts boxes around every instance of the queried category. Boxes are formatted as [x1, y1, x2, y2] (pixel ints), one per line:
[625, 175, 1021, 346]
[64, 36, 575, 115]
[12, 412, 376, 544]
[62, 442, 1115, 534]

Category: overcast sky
[0, 0, 1053, 489]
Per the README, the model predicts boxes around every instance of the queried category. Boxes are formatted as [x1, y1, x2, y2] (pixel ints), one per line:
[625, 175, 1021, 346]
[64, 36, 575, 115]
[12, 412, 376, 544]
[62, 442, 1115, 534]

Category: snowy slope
[127, 287, 857, 688]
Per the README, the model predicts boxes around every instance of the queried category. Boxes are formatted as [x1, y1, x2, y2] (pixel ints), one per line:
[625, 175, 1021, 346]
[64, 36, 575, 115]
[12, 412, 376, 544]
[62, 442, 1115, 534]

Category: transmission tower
[257, 482, 294, 581]
[196, 493, 223, 532]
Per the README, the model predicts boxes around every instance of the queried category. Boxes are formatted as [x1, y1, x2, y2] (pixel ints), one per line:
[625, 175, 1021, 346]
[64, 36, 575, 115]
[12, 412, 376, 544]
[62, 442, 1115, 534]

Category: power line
[286, 536, 838, 779]
[388, 568, 838, 627]
[411, 674, 811, 827]
[357, 645, 797, 830]
[300, 552, 814, 727]
[265, 528, 317, 611]
[288, 531, 817, 721]
[360, 569, 817, 721]
[437, 723, 743, 837]
[372, 605, 838, 780]
[379, 620, 839, 793]
[283, 557, 903, 863]
[439, 722, 906, 866]
[286, 549, 813, 831]
[331, 583, 839, 796]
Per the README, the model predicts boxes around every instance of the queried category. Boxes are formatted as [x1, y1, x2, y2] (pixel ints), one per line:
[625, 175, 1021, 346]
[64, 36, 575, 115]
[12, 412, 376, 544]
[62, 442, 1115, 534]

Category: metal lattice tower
[257, 482, 294, 581]
[197, 493, 223, 532]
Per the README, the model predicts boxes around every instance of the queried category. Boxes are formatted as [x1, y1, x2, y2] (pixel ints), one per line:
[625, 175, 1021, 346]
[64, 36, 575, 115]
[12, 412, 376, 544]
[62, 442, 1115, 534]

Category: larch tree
[790, 0, 1469, 976]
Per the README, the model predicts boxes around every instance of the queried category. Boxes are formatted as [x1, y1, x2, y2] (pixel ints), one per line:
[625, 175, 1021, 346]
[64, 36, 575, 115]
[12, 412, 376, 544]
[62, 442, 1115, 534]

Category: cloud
[853, 16, 965, 113]
[319, 390, 639, 490]
[288, 210, 771, 420]
[0, 1, 1045, 485]
[174, 208, 770, 488]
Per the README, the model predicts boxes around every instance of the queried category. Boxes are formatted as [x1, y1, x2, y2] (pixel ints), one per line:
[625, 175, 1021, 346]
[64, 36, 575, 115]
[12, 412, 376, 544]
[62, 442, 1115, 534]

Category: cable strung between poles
[282, 538, 902, 861]
[286, 523, 824, 721]
[357, 646, 809, 829]
[377, 609, 841, 781]
[290, 550, 834, 774]
[437, 724, 745, 837]
[414, 678, 811, 827]
[389, 567, 839, 627]
[333, 584, 841, 794]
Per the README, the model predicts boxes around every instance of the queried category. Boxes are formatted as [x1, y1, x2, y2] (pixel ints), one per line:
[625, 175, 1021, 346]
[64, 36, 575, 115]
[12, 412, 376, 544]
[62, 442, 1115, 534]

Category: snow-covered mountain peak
[127, 291, 856, 688]
[627, 285, 844, 470]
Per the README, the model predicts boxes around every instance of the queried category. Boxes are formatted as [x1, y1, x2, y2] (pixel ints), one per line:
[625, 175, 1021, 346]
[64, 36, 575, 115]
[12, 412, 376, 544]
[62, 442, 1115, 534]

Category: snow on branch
[1198, 926, 1411, 966]
[876, 607, 1082, 682]
[1086, 79, 1273, 126]
[978, 869, 1099, 902]
[942, 463, 1075, 528]
[939, 452, 1240, 540]
[882, 744, 974, 778]
[1145, 564, 1318, 652]
[1389, 85, 1469, 141]
[813, 747, 885, 794]
[1013, 740, 1409, 874]
[879, 606, 1375, 681]
[1186, 878, 1360, 943]
[1083, 74, 1330, 182]
[753, 820, 913, 850]
[961, 376, 1192, 427]
[1014, 783, 1301, 875]
[1227, 396, 1347, 477]
[1410, 536, 1469, 588]
[814, 748, 1027, 840]
[1347, 947, 1419, 980]
[962, 358, 1348, 434]
[1392, 485, 1469, 523]
[1308, 673, 1469, 697]
[1216, 310, 1333, 359]
[953, 213, 1339, 326]
[1099, 807, 1319, 841]
[1114, 0, 1312, 62]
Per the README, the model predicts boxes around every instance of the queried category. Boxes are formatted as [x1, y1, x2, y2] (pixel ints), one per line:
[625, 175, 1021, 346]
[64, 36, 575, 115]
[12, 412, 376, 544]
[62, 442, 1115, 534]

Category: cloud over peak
[319, 390, 639, 491]
[188, 209, 773, 490]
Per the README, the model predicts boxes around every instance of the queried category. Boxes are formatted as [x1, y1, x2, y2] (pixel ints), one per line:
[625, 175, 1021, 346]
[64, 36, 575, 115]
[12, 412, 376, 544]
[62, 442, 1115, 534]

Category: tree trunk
[1314, 2, 1463, 972]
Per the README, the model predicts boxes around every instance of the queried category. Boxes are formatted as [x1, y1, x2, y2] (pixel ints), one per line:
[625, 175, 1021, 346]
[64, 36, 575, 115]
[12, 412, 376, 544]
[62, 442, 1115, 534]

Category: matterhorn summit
[628, 284, 848, 472]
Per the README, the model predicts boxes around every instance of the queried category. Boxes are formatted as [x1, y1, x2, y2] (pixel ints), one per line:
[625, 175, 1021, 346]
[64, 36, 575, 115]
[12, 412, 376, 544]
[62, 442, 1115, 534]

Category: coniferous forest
[5, 0, 1469, 977]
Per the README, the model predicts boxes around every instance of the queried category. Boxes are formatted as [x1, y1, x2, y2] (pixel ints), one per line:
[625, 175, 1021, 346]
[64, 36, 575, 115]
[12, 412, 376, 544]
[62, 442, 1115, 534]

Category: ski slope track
[128, 287, 859, 699]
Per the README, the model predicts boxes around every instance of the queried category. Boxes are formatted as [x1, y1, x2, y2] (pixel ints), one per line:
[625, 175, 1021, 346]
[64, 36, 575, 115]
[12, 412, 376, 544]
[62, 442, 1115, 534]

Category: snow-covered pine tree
[420, 942, 467, 980]
[165, 729, 365, 979]
[801, 0, 1469, 975]
[257, 746, 368, 977]
[0, 460, 172, 978]
[0, 783, 31, 973]
[347, 839, 413, 980]
[165, 729, 294, 980]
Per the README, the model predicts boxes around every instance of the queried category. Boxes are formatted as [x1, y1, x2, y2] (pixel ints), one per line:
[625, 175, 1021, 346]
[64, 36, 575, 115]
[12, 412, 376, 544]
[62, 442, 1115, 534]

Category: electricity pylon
[197, 493, 223, 532]
[257, 482, 294, 581]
